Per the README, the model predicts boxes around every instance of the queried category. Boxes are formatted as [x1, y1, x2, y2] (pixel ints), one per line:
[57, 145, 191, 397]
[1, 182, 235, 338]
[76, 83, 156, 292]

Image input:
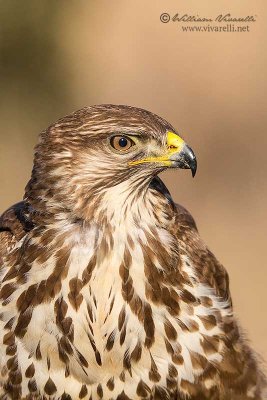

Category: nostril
[169, 145, 177, 149]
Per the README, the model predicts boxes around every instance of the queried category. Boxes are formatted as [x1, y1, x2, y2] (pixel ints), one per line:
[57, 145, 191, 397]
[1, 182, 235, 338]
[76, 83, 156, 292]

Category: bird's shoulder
[0, 201, 34, 262]
[173, 202, 230, 301]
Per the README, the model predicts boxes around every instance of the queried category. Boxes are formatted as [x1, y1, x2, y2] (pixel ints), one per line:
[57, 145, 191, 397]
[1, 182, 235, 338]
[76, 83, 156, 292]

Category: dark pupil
[119, 137, 128, 147]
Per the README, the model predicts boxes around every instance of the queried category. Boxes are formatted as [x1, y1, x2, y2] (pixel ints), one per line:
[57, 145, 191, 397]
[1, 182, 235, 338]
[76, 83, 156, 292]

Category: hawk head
[25, 105, 196, 221]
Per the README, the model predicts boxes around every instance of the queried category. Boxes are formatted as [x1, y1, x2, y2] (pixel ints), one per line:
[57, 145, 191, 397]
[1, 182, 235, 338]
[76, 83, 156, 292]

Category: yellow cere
[166, 131, 185, 153]
[129, 131, 185, 166]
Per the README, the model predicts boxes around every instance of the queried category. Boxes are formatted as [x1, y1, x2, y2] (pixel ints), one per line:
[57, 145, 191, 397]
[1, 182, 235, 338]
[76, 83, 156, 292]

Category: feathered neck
[25, 173, 175, 232]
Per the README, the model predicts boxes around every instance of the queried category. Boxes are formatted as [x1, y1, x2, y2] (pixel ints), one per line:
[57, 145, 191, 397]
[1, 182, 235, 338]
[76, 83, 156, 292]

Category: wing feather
[0, 201, 34, 262]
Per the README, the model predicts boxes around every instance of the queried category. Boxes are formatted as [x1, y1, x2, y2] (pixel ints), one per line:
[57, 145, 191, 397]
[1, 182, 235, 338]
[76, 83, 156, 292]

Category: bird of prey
[0, 105, 265, 400]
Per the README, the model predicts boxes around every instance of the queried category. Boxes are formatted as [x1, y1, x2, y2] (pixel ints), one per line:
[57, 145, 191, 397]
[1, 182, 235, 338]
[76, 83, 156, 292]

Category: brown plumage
[0, 105, 266, 400]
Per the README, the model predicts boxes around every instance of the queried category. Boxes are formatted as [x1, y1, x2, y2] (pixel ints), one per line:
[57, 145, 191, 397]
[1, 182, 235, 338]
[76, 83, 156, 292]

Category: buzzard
[0, 105, 265, 400]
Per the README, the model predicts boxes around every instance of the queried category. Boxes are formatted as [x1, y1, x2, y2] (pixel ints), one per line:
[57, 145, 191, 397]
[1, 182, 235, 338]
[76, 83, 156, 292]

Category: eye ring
[110, 135, 135, 152]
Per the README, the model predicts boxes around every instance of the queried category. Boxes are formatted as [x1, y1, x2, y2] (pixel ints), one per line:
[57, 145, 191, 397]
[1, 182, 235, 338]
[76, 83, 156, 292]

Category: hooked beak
[167, 131, 197, 177]
[129, 131, 197, 177]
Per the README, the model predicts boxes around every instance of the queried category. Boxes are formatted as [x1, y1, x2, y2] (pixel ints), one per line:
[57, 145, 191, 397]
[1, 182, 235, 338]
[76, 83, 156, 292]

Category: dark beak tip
[169, 143, 197, 177]
[184, 145, 197, 178]
[191, 158, 197, 178]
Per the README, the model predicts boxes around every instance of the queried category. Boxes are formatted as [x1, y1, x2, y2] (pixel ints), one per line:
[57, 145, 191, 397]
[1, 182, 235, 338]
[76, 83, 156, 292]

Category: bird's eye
[110, 136, 135, 151]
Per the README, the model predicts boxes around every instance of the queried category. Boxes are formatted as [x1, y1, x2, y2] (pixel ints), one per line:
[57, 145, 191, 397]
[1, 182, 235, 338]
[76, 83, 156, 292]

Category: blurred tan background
[0, 1, 266, 363]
